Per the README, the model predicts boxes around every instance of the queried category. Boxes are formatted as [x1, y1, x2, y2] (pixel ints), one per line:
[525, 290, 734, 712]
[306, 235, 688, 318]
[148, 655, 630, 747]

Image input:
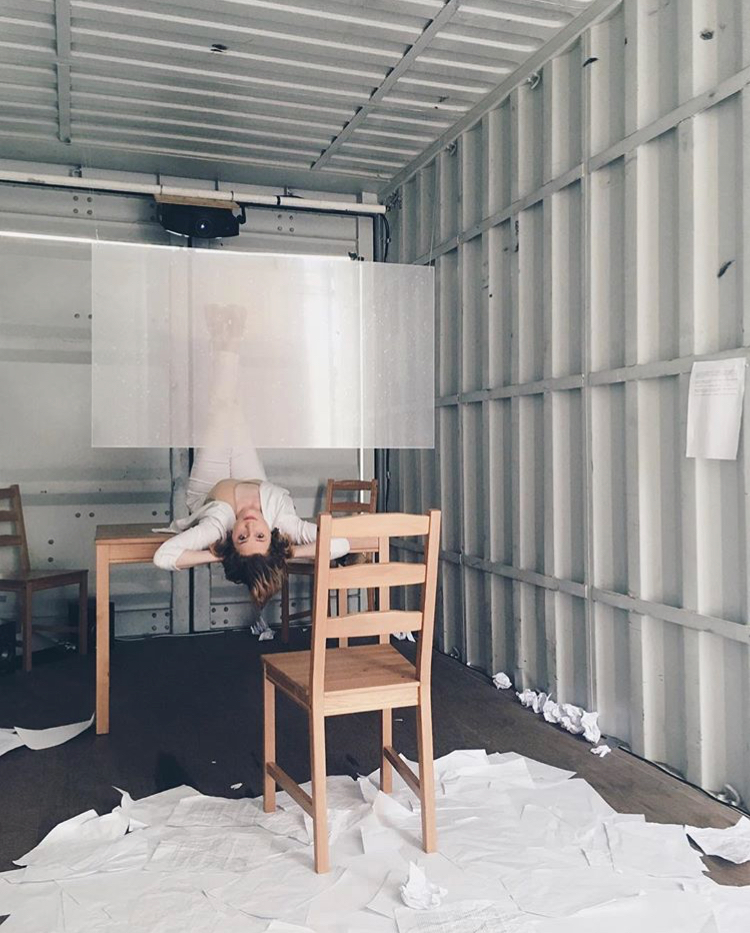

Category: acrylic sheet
[91, 243, 434, 449]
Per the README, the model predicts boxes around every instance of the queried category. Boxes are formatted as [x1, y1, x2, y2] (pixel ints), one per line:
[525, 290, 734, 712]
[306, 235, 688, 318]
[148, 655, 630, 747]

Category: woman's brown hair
[214, 529, 293, 606]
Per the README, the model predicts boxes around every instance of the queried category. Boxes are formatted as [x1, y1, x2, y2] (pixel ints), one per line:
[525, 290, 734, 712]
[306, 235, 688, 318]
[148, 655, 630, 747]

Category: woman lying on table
[153, 445, 350, 608]
[153, 302, 348, 613]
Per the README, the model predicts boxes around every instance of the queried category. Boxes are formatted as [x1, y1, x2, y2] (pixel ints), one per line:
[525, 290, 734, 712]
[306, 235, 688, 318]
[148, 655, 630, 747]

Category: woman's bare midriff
[207, 478, 263, 515]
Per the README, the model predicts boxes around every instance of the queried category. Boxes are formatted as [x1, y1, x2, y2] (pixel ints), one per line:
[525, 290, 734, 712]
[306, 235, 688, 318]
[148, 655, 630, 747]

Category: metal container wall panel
[386, 0, 750, 803]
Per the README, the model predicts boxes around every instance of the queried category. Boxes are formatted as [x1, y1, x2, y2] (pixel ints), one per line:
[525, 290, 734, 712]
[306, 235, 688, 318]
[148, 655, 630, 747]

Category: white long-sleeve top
[153, 481, 349, 570]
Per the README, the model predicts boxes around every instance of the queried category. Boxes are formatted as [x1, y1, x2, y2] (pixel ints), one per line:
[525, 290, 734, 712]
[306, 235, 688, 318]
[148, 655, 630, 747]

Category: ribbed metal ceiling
[0, 0, 597, 191]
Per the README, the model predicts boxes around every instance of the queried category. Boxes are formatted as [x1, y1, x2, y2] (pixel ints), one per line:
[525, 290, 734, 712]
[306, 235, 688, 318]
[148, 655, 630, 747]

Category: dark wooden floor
[1, 630, 748, 886]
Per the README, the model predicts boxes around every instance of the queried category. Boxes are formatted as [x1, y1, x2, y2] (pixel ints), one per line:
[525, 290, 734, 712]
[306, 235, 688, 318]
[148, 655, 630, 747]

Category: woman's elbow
[153, 548, 177, 571]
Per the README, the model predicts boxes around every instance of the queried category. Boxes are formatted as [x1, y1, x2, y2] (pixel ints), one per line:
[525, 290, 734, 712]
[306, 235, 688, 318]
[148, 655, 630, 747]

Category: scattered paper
[513, 692, 603, 745]
[306, 864, 387, 929]
[146, 828, 278, 873]
[580, 712, 600, 743]
[5, 713, 95, 752]
[531, 891, 715, 933]
[393, 631, 416, 642]
[115, 784, 200, 831]
[542, 698, 562, 724]
[258, 630, 274, 641]
[250, 617, 272, 637]
[686, 358, 746, 460]
[686, 817, 750, 864]
[492, 672, 512, 689]
[400, 862, 447, 909]
[502, 865, 679, 918]
[559, 704, 584, 735]
[212, 853, 343, 918]
[605, 821, 706, 878]
[266, 923, 316, 933]
[3, 750, 742, 933]
[167, 795, 262, 828]
[394, 899, 524, 933]
[0, 728, 24, 758]
[517, 689, 536, 707]
[230, 783, 243, 790]
[15, 810, 109, 865]
[591, 745, 611, 758]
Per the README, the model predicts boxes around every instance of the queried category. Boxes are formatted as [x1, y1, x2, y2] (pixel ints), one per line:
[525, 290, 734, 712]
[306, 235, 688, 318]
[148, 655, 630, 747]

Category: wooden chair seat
[264, 643, 419, 715]
[0, 569, 87, 588]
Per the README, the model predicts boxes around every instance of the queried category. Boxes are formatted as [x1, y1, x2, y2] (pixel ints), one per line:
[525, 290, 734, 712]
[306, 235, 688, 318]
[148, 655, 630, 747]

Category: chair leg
[416, 696, 437, 854]
[21, 586, 32, 673]
[263, 674, 277, 813]
[380, 708, 393, 794]
[281, 577, 290, 645]
[337, 588, 348, 648]
[78, 575, 88, 656]
[309, 708, 329, 873]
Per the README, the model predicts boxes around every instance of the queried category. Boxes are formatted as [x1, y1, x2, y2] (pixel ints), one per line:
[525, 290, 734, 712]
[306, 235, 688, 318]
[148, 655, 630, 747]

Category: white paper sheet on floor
[13, 713, 95, 751]
[0, 714, 95, 758]
[686, 817, 750, 865]
[0, 728, 24, 758]
[3, 749, 749, 933]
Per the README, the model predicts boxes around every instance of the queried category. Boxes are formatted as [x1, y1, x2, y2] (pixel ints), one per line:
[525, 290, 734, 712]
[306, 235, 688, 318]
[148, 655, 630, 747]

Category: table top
[96, 524, 379, 558]
[96, 523, 171, 544]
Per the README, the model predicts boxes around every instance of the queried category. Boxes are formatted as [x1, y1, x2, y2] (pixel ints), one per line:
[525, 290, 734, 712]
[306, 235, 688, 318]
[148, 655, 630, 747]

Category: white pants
[186, 446, 267, 514]
[187, 344, 268, 514]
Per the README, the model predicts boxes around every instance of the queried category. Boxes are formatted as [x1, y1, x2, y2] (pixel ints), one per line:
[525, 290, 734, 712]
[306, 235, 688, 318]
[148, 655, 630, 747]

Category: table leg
[21, 585, 32, 673]
[78, 573, 88, 656]
[96, 544, 110, 735]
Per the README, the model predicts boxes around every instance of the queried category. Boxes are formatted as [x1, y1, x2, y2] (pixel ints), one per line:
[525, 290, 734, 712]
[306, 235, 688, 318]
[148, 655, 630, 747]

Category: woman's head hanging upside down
[213, 528, 293, 606]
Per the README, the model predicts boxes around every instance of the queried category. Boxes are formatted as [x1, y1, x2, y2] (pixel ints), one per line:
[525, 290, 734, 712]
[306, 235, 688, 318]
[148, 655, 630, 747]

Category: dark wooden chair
[280, 478, 378, 645]
[0, 485, 88, 671]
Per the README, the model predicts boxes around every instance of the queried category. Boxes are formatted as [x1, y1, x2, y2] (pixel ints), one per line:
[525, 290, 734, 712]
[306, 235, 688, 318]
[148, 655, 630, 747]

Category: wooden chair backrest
[0, 485, 30, 574]
[309, 510, 441, 699]
[324, 478, 378, 515]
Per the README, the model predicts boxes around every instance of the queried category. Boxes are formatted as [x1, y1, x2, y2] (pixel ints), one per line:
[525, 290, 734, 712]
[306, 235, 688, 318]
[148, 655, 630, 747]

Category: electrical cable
[381, 211, 391, 263]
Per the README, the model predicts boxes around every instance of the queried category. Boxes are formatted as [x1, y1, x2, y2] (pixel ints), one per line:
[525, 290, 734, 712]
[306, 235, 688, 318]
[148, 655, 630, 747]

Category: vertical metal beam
[169, 448, 190, 635]
[54, 0, 72, 143]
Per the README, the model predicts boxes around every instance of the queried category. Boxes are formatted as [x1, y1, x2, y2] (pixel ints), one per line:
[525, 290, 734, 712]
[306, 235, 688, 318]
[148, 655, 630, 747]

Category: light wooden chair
[262, 508, 441, 873]
[280, 478, 378, 645]
[0, 485, 88, 672]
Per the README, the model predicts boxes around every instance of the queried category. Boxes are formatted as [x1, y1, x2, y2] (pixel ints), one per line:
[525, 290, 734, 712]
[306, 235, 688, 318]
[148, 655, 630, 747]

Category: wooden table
[95, 524, 379, 735]
[95, 524, 170, 735]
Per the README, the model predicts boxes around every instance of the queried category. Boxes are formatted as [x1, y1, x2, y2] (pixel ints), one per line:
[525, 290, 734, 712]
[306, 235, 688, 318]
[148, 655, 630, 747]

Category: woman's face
[232, 507, 272, 556]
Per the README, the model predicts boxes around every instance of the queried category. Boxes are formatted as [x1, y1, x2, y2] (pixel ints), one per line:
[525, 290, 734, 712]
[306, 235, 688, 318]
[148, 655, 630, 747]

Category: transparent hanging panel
[92, 243, 434, 449]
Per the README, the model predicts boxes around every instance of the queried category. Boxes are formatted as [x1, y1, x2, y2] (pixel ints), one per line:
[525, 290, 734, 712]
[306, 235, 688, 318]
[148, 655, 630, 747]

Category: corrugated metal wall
[385, 0, 750, 803]
[0, 170, 370, 640]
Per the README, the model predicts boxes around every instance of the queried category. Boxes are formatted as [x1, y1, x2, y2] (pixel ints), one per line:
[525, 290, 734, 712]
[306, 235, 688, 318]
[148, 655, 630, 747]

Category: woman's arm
[174, 549, 223, 570]
[153, 509, 231, 571]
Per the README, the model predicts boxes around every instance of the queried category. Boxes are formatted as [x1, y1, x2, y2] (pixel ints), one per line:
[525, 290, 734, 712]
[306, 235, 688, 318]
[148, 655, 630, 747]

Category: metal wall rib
[386, 0, 750, 804]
